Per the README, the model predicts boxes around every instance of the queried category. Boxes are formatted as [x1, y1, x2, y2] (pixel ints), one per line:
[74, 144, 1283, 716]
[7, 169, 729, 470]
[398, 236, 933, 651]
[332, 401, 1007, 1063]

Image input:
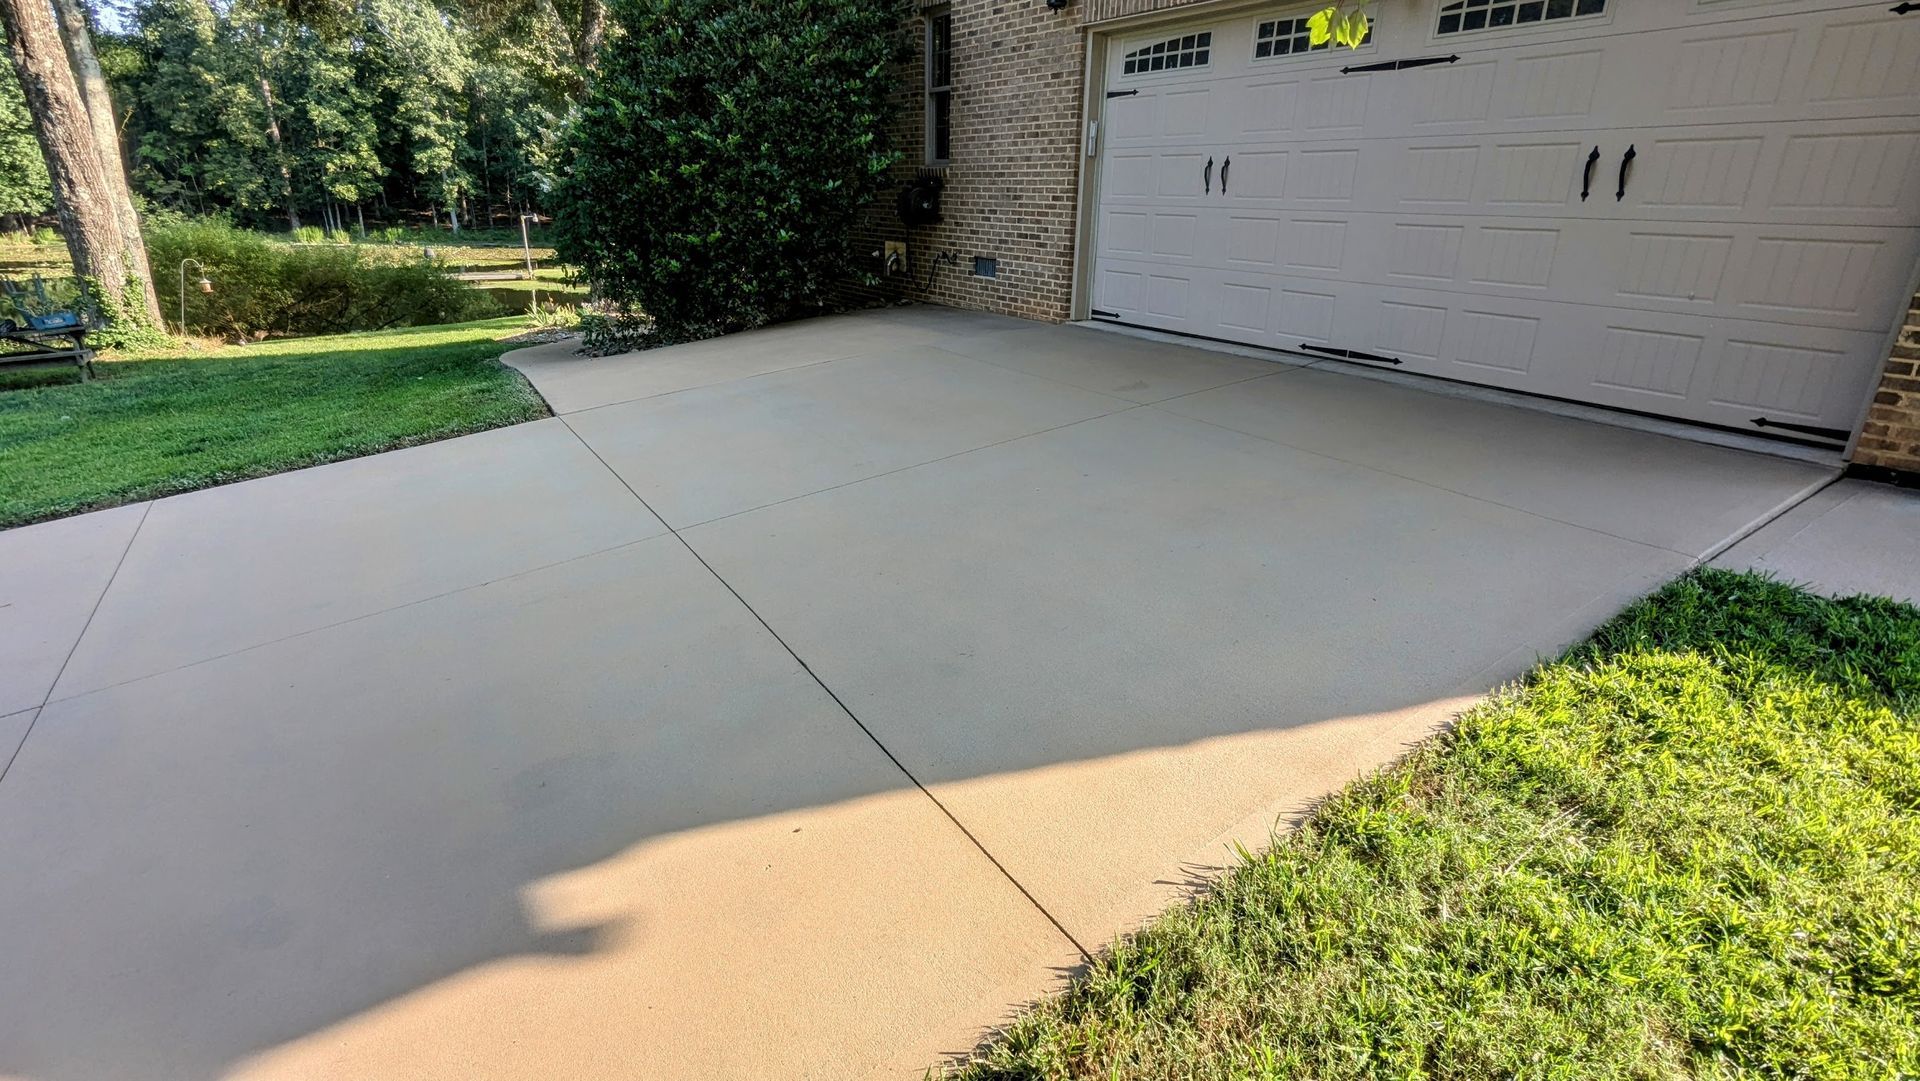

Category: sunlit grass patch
[0, 318, 547, 528]
[948, 570, 1920, 1081]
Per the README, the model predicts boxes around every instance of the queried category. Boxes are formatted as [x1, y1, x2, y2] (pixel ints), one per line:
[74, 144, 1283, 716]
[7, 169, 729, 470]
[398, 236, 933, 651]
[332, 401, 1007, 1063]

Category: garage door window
[1437, 0, 1604, 36]
[1254, 15, 1368, 59]
[1121, 32, 1212, 75]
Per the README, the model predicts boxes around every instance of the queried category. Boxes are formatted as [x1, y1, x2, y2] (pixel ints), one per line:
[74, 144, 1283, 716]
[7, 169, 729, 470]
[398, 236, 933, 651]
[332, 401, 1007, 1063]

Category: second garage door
[1090, 0, 1920, 440]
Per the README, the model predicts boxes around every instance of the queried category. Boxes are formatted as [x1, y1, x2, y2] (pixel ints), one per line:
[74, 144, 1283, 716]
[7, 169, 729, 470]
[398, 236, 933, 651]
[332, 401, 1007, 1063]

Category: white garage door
[1090, 0, 1920, 441]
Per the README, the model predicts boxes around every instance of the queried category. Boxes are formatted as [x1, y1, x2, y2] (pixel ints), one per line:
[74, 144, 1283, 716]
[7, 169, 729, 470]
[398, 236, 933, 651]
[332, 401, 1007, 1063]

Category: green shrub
[525, 301, 580, 330]
[146, 218, 499, 338]
[290, 225, 327, 245]
[550, 0, 907, 344]
[29, 226, 57, 246]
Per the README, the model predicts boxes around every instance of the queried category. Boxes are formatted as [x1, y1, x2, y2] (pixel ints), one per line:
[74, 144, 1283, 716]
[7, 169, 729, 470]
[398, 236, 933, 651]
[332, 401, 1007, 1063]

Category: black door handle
[1580, 146, 1599, 201]
[1203, 156, 1213, 194]
[1615, 144, 1636, 202]
[1220, 156, 1230, 194]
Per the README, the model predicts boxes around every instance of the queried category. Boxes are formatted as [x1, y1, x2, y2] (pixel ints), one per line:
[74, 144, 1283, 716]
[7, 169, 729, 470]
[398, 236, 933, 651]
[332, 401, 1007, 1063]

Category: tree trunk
[1, 0, 161, 326]
[47, 0, 159, 323]
[253, 70, 298, 231]
[577, 0, 606, 71]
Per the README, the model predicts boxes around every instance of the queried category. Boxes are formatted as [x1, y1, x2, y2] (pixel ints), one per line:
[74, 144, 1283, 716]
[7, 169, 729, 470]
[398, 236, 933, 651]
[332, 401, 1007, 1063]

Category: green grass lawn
[949, 570, 1920, 1080]
[0, 318, 550, 528]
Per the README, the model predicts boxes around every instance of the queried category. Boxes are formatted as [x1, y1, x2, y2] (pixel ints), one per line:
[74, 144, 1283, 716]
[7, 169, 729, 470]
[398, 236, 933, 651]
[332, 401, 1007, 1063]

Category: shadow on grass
[946, 570, 1920, 1081]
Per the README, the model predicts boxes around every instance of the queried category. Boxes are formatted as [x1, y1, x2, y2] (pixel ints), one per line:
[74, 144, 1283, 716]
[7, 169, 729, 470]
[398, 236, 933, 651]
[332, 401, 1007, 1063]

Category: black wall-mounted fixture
[896, 174, 944, 226]
[1045, 0, 1070, 11]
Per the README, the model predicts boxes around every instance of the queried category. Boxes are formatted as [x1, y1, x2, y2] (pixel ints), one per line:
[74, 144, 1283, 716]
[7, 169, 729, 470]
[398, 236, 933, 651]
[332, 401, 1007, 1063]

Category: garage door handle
[1203, 156, 1213, 194]
[1615, 145, 1637, 202]
[1580, 146, 1599, 201]
[1220, 156, 1230, 194]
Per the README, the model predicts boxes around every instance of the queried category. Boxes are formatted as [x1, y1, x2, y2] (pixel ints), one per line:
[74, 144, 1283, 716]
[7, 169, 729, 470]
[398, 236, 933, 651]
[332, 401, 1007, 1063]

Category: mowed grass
[0, 318, 549, 528]
[949, 570, 1920, 1080]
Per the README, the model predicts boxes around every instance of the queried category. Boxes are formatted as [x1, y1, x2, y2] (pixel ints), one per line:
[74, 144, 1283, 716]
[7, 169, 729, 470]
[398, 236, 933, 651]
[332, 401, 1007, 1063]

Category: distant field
[0, 238, 73, 277]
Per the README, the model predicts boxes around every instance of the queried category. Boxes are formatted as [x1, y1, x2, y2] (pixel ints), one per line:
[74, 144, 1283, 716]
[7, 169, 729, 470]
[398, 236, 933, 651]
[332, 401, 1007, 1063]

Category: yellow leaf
[1306, 8, 1334, 46]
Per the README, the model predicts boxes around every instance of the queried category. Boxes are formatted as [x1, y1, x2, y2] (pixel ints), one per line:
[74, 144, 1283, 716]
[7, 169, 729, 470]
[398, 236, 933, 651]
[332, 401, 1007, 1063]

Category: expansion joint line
[559, 418, 1092, 962]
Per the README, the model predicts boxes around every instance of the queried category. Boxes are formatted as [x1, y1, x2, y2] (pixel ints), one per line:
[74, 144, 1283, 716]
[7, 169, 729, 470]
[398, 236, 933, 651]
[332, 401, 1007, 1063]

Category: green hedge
[145, 218, 499, 339]
[551, 0, 907, 345]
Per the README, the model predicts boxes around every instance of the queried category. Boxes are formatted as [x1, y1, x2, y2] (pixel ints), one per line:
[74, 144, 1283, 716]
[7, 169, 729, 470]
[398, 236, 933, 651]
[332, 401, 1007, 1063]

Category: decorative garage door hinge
[1090, 308, 1120, 319]
[1341, 54, 1459, 75]
[1893, 2, 1918, 14]
[1105, 89, 1139, 98]
[1299, 343, 1402, 365]
[1750, 417, 1850, 442]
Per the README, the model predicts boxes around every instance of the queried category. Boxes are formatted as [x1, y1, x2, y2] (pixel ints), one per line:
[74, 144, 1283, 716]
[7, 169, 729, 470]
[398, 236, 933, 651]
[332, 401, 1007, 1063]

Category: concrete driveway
[0, 306, 1836, 1080]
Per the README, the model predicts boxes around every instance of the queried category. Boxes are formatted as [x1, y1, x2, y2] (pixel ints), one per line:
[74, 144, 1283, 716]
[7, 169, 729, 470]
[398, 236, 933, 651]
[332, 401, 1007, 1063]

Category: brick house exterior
[859, 0, 1920, 479]
[854, 0, 1089, 322]
[1852, 293, 1920, 480]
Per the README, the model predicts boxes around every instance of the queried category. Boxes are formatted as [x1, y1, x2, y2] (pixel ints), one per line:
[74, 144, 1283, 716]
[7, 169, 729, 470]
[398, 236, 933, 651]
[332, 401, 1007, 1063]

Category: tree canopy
[0, 66, 52, 221]
[61, 0, 598, 232]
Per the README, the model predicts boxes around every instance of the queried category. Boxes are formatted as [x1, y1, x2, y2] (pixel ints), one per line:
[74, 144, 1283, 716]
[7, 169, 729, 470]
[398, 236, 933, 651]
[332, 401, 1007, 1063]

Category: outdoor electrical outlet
[884, 241, 908, 276]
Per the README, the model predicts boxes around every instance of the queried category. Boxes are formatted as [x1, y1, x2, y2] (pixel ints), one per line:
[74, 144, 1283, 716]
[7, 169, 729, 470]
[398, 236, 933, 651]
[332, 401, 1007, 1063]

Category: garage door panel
[1366, 287, 1883, 430]
[1116, 205, 1914, 335]
[1802, 12, 1920, 110]
[1211, 125, 1920, 227]
[1220, 5, 1919, 143]
[1092, 0, 1915, 436]
[1098, 249, 1887, 433]
[1443, 307, 1544, 378]
[1762, 125, 1920, 223]
[1217, 122, 1920, 228]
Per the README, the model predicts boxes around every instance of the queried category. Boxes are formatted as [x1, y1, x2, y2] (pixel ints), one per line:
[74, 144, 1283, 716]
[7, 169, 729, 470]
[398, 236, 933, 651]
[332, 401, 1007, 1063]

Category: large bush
[144, 218, 499, 339]
[551, 0, 907, 344]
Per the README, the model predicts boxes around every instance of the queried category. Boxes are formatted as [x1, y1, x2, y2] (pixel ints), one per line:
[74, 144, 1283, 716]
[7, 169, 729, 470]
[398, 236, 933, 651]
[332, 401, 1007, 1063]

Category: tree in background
[551, 0, 906, 343]
[365, 0, 474, 232]
[0, 67, 52, 231]
[1, 0, 163, 327]
[108, 0, 585, 232]
[50, 0, 161, 318]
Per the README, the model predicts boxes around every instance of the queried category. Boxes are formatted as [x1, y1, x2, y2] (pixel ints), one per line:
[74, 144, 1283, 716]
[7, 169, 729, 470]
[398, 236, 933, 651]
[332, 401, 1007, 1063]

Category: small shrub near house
[551, 0, 907, 347]
[145, 217, 498, 340]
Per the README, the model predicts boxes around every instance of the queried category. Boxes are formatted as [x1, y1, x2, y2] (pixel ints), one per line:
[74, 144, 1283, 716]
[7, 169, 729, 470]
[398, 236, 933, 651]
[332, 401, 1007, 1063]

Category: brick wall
[1851, 292, 1920, 473]
[851, 0, 1221, 321]
[1081, 0, 1206, 23]
[853, 0, 1089, 321]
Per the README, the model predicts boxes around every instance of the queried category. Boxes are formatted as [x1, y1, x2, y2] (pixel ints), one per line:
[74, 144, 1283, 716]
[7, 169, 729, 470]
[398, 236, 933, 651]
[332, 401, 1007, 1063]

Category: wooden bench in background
[0, 312, 95, 380]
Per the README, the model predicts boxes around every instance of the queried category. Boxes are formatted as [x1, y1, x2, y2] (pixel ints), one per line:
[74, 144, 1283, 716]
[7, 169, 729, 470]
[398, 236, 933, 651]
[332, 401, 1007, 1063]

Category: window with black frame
[1254, 15, 1366, 59]
[1436, 0, 1605, 35]
[926, 9, 953, 165]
